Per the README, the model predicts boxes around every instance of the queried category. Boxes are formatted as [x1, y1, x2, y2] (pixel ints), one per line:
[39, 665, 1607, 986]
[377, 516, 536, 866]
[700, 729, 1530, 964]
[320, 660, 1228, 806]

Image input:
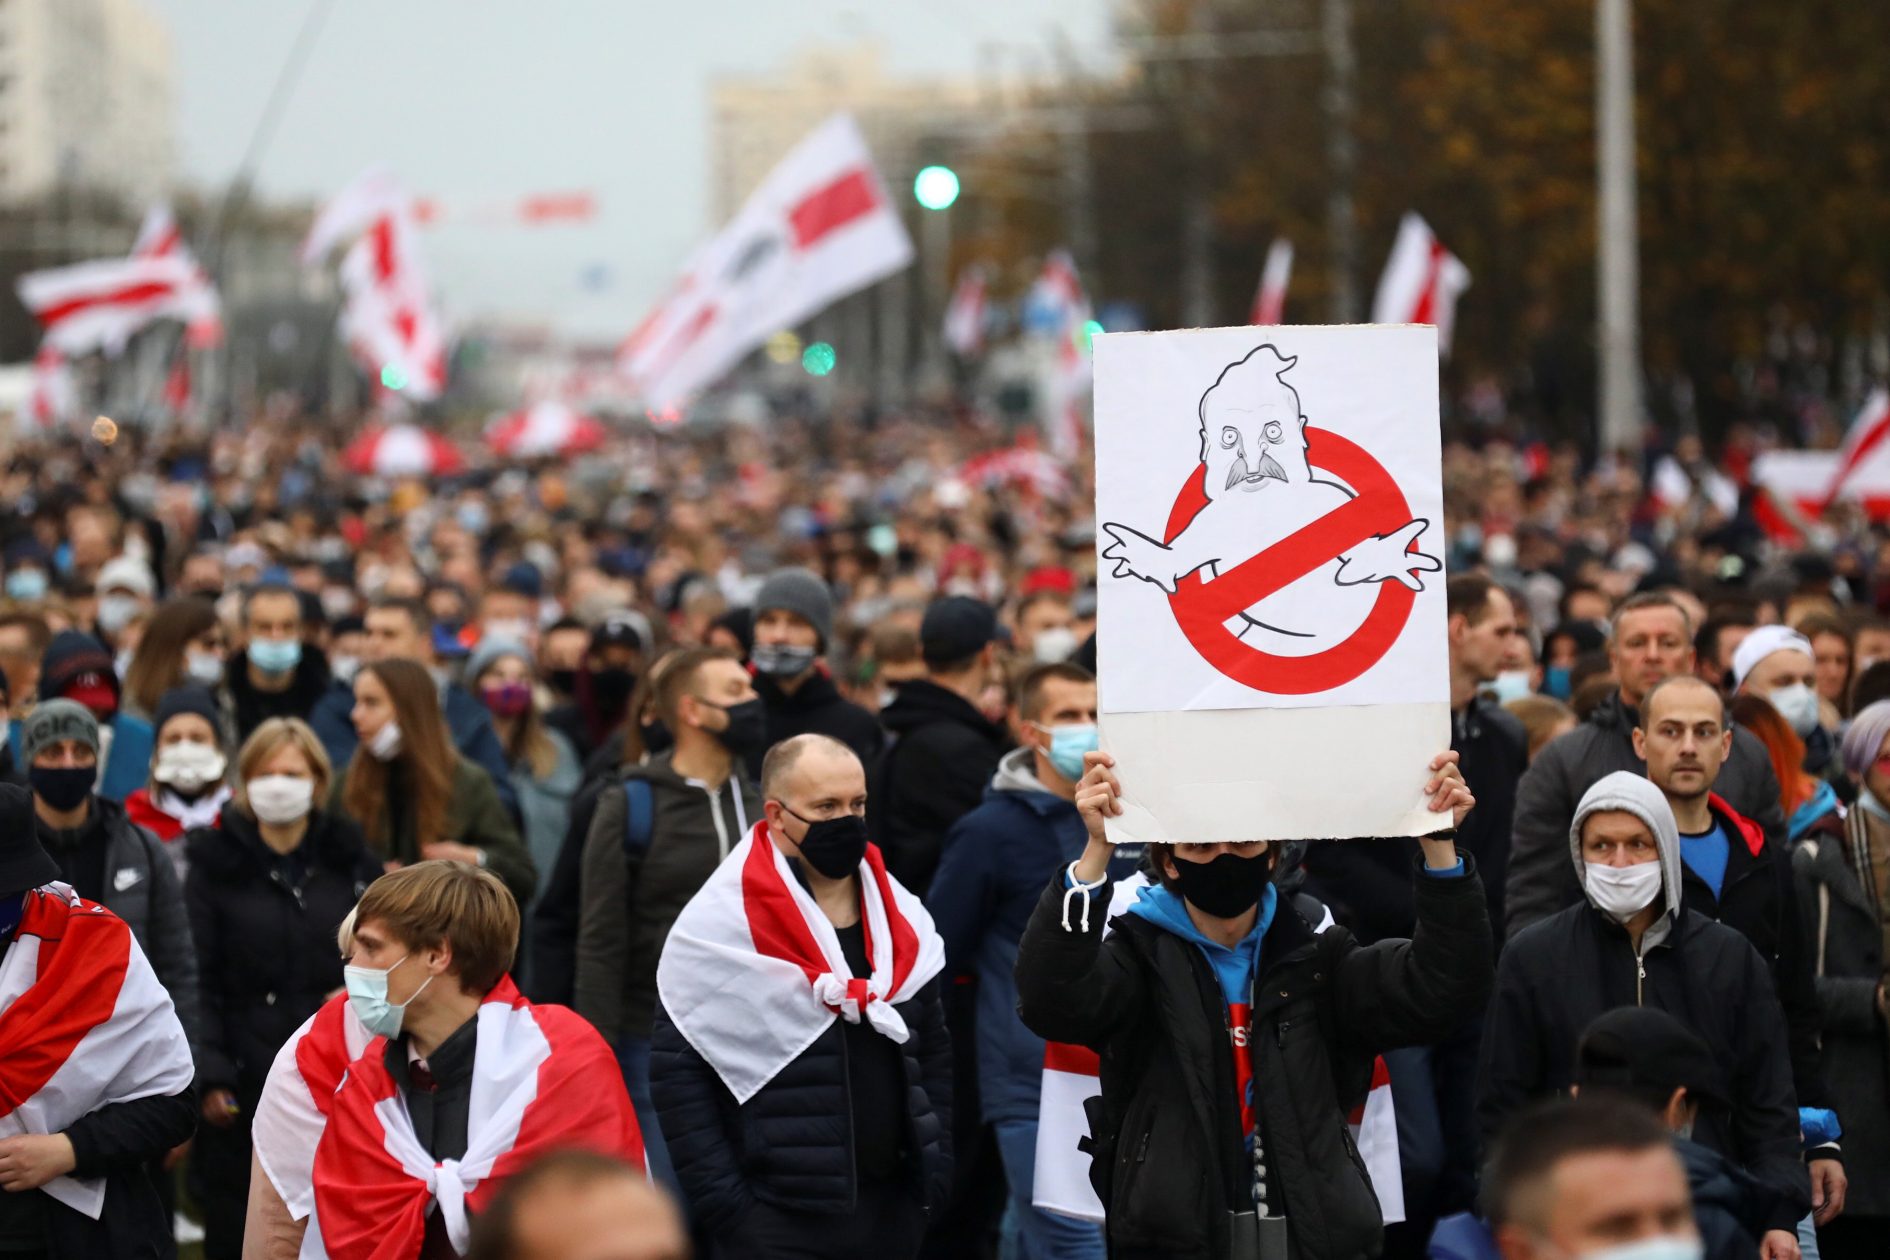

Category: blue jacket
[925, 748, 1142, 1125]
[97, 712, 153, 804]
[307, 678, 519, 816]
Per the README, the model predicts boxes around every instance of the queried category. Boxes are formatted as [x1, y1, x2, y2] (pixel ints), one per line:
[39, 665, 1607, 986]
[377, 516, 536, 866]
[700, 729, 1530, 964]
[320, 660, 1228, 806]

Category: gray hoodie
[1568, 770, 1685, 950]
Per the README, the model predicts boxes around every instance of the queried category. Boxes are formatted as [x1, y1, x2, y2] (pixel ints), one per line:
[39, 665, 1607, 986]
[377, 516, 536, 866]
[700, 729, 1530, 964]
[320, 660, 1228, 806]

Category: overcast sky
[144, 0, 1112, 341]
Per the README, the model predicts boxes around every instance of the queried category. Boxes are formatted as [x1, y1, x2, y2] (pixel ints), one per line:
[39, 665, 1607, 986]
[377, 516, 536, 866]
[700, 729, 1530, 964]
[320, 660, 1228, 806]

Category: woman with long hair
[1730, 692, 1842, 841]
[122, 596, 226, 723]
[335, 657, 535, 906]
[468, 639, 580, 907]
[182, 717, 381, 1260]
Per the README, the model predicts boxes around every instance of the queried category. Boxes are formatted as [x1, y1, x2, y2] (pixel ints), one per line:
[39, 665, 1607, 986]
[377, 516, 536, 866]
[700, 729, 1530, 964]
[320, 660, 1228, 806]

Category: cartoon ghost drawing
[1101, 344, 1440, 655]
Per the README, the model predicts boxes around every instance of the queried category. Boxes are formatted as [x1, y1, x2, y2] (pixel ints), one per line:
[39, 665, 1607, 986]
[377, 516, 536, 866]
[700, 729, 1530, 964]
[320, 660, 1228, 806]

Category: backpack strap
[622, 777, 656, 863]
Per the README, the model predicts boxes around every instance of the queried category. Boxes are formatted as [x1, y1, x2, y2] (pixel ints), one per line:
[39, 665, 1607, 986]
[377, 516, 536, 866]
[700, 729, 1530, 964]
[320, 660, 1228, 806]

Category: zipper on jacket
[839, 1025, 860, 1212]
[1635, 951, 1646, 1006]
[705, 786, 731, 859]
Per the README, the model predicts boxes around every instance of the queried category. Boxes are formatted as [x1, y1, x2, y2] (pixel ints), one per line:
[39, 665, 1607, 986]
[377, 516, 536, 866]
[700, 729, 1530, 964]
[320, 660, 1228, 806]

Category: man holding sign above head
[1013, 748, 1490, 1260]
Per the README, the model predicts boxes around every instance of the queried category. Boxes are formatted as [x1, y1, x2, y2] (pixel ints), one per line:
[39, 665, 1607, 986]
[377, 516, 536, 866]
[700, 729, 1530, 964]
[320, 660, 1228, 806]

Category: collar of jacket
[194, 802, 360, 879]
[1591, 690, 1637, 732]
[754, 665, 843, 711]
[985, 747, 1077, 818]
[1703, 793, 1766, 858]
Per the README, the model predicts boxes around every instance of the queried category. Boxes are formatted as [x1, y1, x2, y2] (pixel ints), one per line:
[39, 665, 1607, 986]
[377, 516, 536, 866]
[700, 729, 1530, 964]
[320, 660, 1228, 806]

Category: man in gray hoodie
[576, 647, 765, 1187]
[1478, 771, 1811, 1253]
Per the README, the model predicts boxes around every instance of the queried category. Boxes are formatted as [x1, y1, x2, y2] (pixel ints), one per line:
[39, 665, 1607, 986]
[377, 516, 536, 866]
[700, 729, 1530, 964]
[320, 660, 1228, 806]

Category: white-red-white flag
[621, 114, 913, 411]
[27, 347, 76, 428]
[1822, 388, 1890, 510]
[1030, 250, 1091, 460]
[1250, 238, 1293, 326]
[412, 191, 598, 227]
[301, 166, 405, 264]
[1371, 213, 1471, 356]
[0, 884, 195, 1220]
[943, 265, 989, 358]
[487, 400, 608, 458]
[17, 256, 198, 356]
[131, 203, 223, 347]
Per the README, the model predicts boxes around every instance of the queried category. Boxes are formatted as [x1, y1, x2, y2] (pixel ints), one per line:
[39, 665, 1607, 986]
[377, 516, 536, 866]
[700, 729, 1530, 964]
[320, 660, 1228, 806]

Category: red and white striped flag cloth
[1371, 213, 1471, 356]
[943, 265, 989, 357]
[959, 443, 1075, 501]
[621, 113, 913, 411]
[1030, 250, 1091, 460]
[412, 191, 598, 227]
[0, 883, 195, 1220]
[1250, 238, 1294, 326]
[1821, 388, 1890, 511]
[486, 400, 608, 458]
[27, 347, 75, 428]
[303, 977, 644, 1258]
[302, 166, 406, 265]
[342, 423, 466, 479]
[337, 209, 449, 402]
[657, 821, 946, 1104]
[1650, 455, 1738, 518]
[131, 203, 223, 347]
[251, 994, 370, 1220]
[17, 255, 198, 356]
[1033, 880, 1403, 1225]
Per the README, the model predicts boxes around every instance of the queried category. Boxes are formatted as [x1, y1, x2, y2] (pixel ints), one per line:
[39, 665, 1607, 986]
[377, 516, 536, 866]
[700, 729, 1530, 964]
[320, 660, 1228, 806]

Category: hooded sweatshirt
[1568, 770, 1686, 954]
[1126, 879, 1277, 1144]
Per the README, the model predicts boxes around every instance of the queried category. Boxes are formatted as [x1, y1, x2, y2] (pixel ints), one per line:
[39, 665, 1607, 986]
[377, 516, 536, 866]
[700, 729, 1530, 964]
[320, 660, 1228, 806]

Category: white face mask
[481, 618, 533, 646]
[367, 720, 403, 761]
[97, 595, 143, 637]
[185, 651, 225, 687]
[1584, 860, 1664, 923]
[1767, 682, 1821, 738]
[330, 655, 361, 686]
[153, 741, 227, 793]
[1032, 626, 1080, 664]
[247, 774, 314, 825]
[1558, 1235, 1704, 1260]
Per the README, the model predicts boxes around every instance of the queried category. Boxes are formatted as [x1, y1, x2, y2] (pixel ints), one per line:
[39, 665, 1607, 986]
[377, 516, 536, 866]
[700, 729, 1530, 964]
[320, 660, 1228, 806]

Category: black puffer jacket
[649, 980, 954, 1234]
[1477, 903, 1810, 1234]
[1015, 860, 1493, 1260]
[183, 804, 381, 1096]
[1505, 691, 1786, 938]
[872, 680, 1009, 894]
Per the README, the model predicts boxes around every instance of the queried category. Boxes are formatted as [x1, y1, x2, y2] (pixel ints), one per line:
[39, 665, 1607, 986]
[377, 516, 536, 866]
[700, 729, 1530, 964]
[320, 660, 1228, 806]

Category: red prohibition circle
[1159, 427, 1417, 695]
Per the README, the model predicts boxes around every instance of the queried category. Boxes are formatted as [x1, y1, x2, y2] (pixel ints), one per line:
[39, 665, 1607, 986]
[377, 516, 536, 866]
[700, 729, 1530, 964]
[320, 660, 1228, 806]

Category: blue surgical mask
[1034, 721, 1098, 783]
[1487, 670, 1533, 704]
[248, 636, 302, 676]
[1544, 665, 1572, 700]
[5, 569, 47, 602]
[1561, 1236, 1703, 1260]
[343, 953, 433, 1040]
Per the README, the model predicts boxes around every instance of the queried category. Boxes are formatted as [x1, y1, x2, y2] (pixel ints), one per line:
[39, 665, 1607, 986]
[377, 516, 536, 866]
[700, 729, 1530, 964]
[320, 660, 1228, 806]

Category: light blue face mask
[343, 953, 433, 1040]
[248, 636, 303, 676]
[1034, 722, 1098, 782]
[4, 569, 47, 602]
[1559, 1235, 1703, 1260]
[1487, 670, 1534, 704]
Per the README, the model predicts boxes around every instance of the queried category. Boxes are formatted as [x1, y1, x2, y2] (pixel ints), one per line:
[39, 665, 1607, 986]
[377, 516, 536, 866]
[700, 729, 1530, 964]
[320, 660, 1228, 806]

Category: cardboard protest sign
[1094, 325, 1449, 844]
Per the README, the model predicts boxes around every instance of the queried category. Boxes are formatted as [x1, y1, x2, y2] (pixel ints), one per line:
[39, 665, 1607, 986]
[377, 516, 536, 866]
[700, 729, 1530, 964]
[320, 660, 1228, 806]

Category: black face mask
[641, 718, 674, 756]
[785, 808, 868, 878]
[590, 667, 636, 712]
[1167, 849, 1273, 919]
[548, 668, 579, 697]
[32, 765, 97, 813]
[701, 697, 768, 755]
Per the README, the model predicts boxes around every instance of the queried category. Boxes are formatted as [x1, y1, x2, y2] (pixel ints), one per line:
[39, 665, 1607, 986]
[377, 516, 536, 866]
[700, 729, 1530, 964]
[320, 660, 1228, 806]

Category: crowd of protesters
[0, 403, 1885, 1260]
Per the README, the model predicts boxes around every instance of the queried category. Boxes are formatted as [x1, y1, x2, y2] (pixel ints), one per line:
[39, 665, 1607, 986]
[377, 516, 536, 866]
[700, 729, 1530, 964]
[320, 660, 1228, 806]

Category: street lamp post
[914, 165, 960, 382]
[1597, 0, 1644, 453]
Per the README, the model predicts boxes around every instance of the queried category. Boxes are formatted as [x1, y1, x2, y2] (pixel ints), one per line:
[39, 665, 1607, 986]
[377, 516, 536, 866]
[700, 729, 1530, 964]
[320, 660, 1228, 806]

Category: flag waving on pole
[17, 256, 198, 356]
[1250, 238, 1293, 326]
[1821, 388, 1890, 511]
[620, 114, 913, 411]
[1371, 213, 1471, 356]
[131, 203, 223, 347]
[943, 265, 989, 358]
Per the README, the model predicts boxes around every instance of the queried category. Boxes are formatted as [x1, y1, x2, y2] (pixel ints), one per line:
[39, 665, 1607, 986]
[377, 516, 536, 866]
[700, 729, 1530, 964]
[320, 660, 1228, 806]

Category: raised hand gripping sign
[1094, 326, 1449, 844]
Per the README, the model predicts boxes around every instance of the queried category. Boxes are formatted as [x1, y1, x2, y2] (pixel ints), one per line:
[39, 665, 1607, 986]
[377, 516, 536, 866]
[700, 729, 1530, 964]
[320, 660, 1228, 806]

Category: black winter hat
[0, 783, 57, 897]
[920, 596, 998, 668]
[153, 685, 223, 744]
[37, 630, 118, 704]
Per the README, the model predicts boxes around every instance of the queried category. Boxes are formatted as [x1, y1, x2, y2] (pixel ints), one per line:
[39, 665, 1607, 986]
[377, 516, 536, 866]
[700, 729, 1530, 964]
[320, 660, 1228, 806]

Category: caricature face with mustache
[1198, 352, 1312, 502]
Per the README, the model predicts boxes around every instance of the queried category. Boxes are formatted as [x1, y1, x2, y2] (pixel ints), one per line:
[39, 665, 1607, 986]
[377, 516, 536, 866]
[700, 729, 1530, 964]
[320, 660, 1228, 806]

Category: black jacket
[746, 668, 885, 781]
[40, 1089, 198, 1259]
[183, 804, 381, 1096]
[1794, 812, 1890, 1215]
[1677, 1137, 1779, 1260]
[872, 680, 1009, 894]
[1681, 796, 1828, 1110]
[39, 798, 202, 1056]
[1477, 903, 1810, 1233]
[1015, 860, 1494, 1260]
[1504, 691, 1786, 939]
[649, 981, 954, 1234]
[224, 648, 331, 741]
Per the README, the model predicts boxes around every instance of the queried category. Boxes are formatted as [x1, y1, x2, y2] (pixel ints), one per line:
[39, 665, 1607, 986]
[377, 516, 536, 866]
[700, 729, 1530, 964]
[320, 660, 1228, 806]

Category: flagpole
[1596, 0, 1643, 453]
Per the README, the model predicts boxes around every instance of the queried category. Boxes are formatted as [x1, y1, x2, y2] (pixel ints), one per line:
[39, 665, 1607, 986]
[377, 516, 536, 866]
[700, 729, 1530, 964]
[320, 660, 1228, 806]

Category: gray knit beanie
[754, 567, 834, 650]
[20, 699, 100, 766]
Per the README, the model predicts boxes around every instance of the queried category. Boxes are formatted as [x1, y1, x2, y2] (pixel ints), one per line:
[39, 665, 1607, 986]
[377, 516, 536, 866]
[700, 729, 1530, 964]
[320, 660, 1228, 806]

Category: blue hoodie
[1127, 880, 1277, 1145]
